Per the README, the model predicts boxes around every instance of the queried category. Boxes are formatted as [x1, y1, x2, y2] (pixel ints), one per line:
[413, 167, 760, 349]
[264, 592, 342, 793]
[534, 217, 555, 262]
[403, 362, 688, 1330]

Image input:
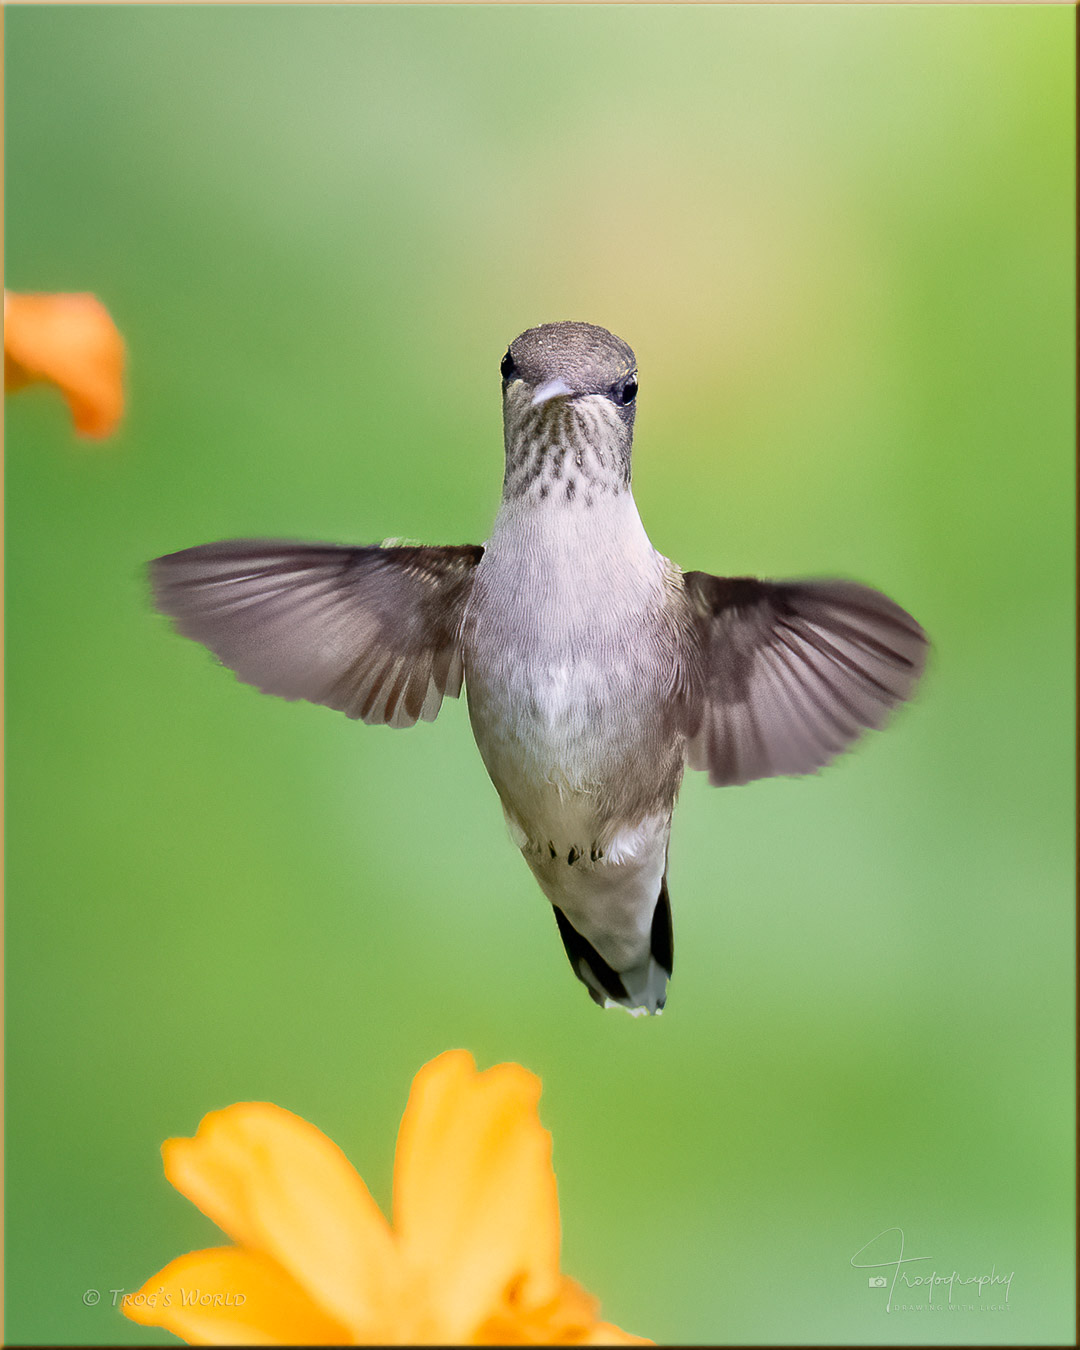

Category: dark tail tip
[552, 905, 629, 1005]
[651, 873, 674, 976]
[552, 873, 674, 1014]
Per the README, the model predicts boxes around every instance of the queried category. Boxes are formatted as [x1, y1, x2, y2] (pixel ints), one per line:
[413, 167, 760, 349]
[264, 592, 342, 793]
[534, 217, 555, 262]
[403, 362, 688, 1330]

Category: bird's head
[499, 322, 638, 503]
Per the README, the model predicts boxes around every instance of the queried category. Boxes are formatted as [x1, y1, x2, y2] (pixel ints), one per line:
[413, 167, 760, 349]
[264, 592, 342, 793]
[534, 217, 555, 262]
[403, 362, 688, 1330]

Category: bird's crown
[502, 322, 636, 395]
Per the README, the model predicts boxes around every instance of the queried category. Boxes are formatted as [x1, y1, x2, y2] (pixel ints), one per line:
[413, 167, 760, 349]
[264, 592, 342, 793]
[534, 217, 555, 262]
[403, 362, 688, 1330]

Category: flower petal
[577, 1321, 655, 1346]
[4, 290, 125, 437]
[163, 1102, 399, 1336]
[392, 1050, 562, 1340]
[121, 1245, 351, 1346]
[475, 1275, 652, 1346]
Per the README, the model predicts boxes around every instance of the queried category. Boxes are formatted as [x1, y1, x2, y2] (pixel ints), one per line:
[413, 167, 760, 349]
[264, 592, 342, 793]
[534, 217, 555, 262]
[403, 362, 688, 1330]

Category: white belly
[467, 653, 673, 969]
[467, 653, 649, 824]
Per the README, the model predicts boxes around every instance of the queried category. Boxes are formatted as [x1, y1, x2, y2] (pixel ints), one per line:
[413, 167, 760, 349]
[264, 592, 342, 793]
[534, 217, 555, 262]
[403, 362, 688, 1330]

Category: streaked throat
[501, 389, 631, 506]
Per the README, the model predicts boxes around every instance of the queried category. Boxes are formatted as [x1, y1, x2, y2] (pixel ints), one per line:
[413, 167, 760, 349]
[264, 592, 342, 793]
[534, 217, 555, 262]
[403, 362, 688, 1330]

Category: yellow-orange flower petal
[162, 1101, 400, 1334]
[475, 1275, 652, 1346]
[392, 1050, 563, 1341]
[127, 1054, 651, 1344]
[4, 290, 125, 437]
[577, 1320, 655, 1346]
[122, 1245, 350, 1346]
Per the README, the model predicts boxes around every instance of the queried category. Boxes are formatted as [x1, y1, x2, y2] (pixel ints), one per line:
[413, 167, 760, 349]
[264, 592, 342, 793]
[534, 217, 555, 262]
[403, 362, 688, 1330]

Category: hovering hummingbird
[151, 321, 927, 1015]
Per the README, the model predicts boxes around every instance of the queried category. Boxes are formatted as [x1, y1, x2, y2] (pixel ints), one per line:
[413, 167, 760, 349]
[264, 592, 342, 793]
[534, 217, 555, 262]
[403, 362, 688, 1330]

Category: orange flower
[122, 1051, 650, 1346]
[4, 290, 125, 437]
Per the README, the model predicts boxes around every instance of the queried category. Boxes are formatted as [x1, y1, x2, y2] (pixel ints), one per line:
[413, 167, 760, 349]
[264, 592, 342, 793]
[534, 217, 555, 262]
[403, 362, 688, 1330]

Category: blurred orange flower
[122, 1050, 650, 1346]
[4, 290, 125, 437]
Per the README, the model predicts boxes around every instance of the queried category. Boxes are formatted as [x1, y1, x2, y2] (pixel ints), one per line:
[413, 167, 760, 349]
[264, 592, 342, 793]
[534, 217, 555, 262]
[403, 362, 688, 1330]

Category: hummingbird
[151, 321, 927, 1015]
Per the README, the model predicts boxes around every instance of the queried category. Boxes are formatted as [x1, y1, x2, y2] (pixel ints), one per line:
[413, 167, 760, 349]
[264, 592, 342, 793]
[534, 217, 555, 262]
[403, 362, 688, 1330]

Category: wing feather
[150, 539, 483, 728]
[682, 573, 927, 786]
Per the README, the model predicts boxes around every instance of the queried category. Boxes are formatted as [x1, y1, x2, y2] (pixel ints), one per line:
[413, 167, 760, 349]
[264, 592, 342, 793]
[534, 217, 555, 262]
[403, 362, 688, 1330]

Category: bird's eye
[618, 375, 638, 405]
[500, 350, 516, 380]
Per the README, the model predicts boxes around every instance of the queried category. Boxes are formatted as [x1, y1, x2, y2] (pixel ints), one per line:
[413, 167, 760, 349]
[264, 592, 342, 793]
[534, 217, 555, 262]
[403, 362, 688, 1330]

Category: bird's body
[151, 322, 928, 1014]
[465, 483, 687, 1009]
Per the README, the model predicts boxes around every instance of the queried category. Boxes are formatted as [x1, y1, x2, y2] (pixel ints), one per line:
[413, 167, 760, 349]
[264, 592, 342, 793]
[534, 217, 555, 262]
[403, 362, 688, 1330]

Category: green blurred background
[5, 4, 1074, 1345]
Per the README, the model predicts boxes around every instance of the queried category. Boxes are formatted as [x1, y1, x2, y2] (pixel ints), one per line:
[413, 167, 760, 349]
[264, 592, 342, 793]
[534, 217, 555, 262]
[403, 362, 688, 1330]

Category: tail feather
[553, 874, 674, 1016]
[651, 872, 675, 976]
[552, 906, 627, 1007]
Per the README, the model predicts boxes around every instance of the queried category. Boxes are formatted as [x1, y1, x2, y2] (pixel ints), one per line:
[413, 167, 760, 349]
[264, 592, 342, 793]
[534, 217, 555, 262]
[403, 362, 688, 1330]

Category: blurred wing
[682, 573, 927, 786]
[151, 539, 484, 728]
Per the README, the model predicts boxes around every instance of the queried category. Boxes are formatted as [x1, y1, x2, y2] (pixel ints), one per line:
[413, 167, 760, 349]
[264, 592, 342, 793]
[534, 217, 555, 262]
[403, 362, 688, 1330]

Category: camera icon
[868, 1276, 888, 1288]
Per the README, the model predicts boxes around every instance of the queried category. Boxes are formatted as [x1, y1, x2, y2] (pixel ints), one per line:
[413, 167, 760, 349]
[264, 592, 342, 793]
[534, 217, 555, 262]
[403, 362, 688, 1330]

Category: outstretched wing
[682, 573, 927, 786]
[150, 539, 484, 728]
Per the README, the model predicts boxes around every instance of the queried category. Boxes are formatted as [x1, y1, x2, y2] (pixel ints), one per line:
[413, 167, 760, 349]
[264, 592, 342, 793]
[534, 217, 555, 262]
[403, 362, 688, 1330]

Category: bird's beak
[531, 377, 574, 408]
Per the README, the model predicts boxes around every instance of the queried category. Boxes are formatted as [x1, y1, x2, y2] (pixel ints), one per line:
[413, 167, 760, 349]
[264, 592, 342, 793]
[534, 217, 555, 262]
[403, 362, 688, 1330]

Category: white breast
[463, 488, 675, 843]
